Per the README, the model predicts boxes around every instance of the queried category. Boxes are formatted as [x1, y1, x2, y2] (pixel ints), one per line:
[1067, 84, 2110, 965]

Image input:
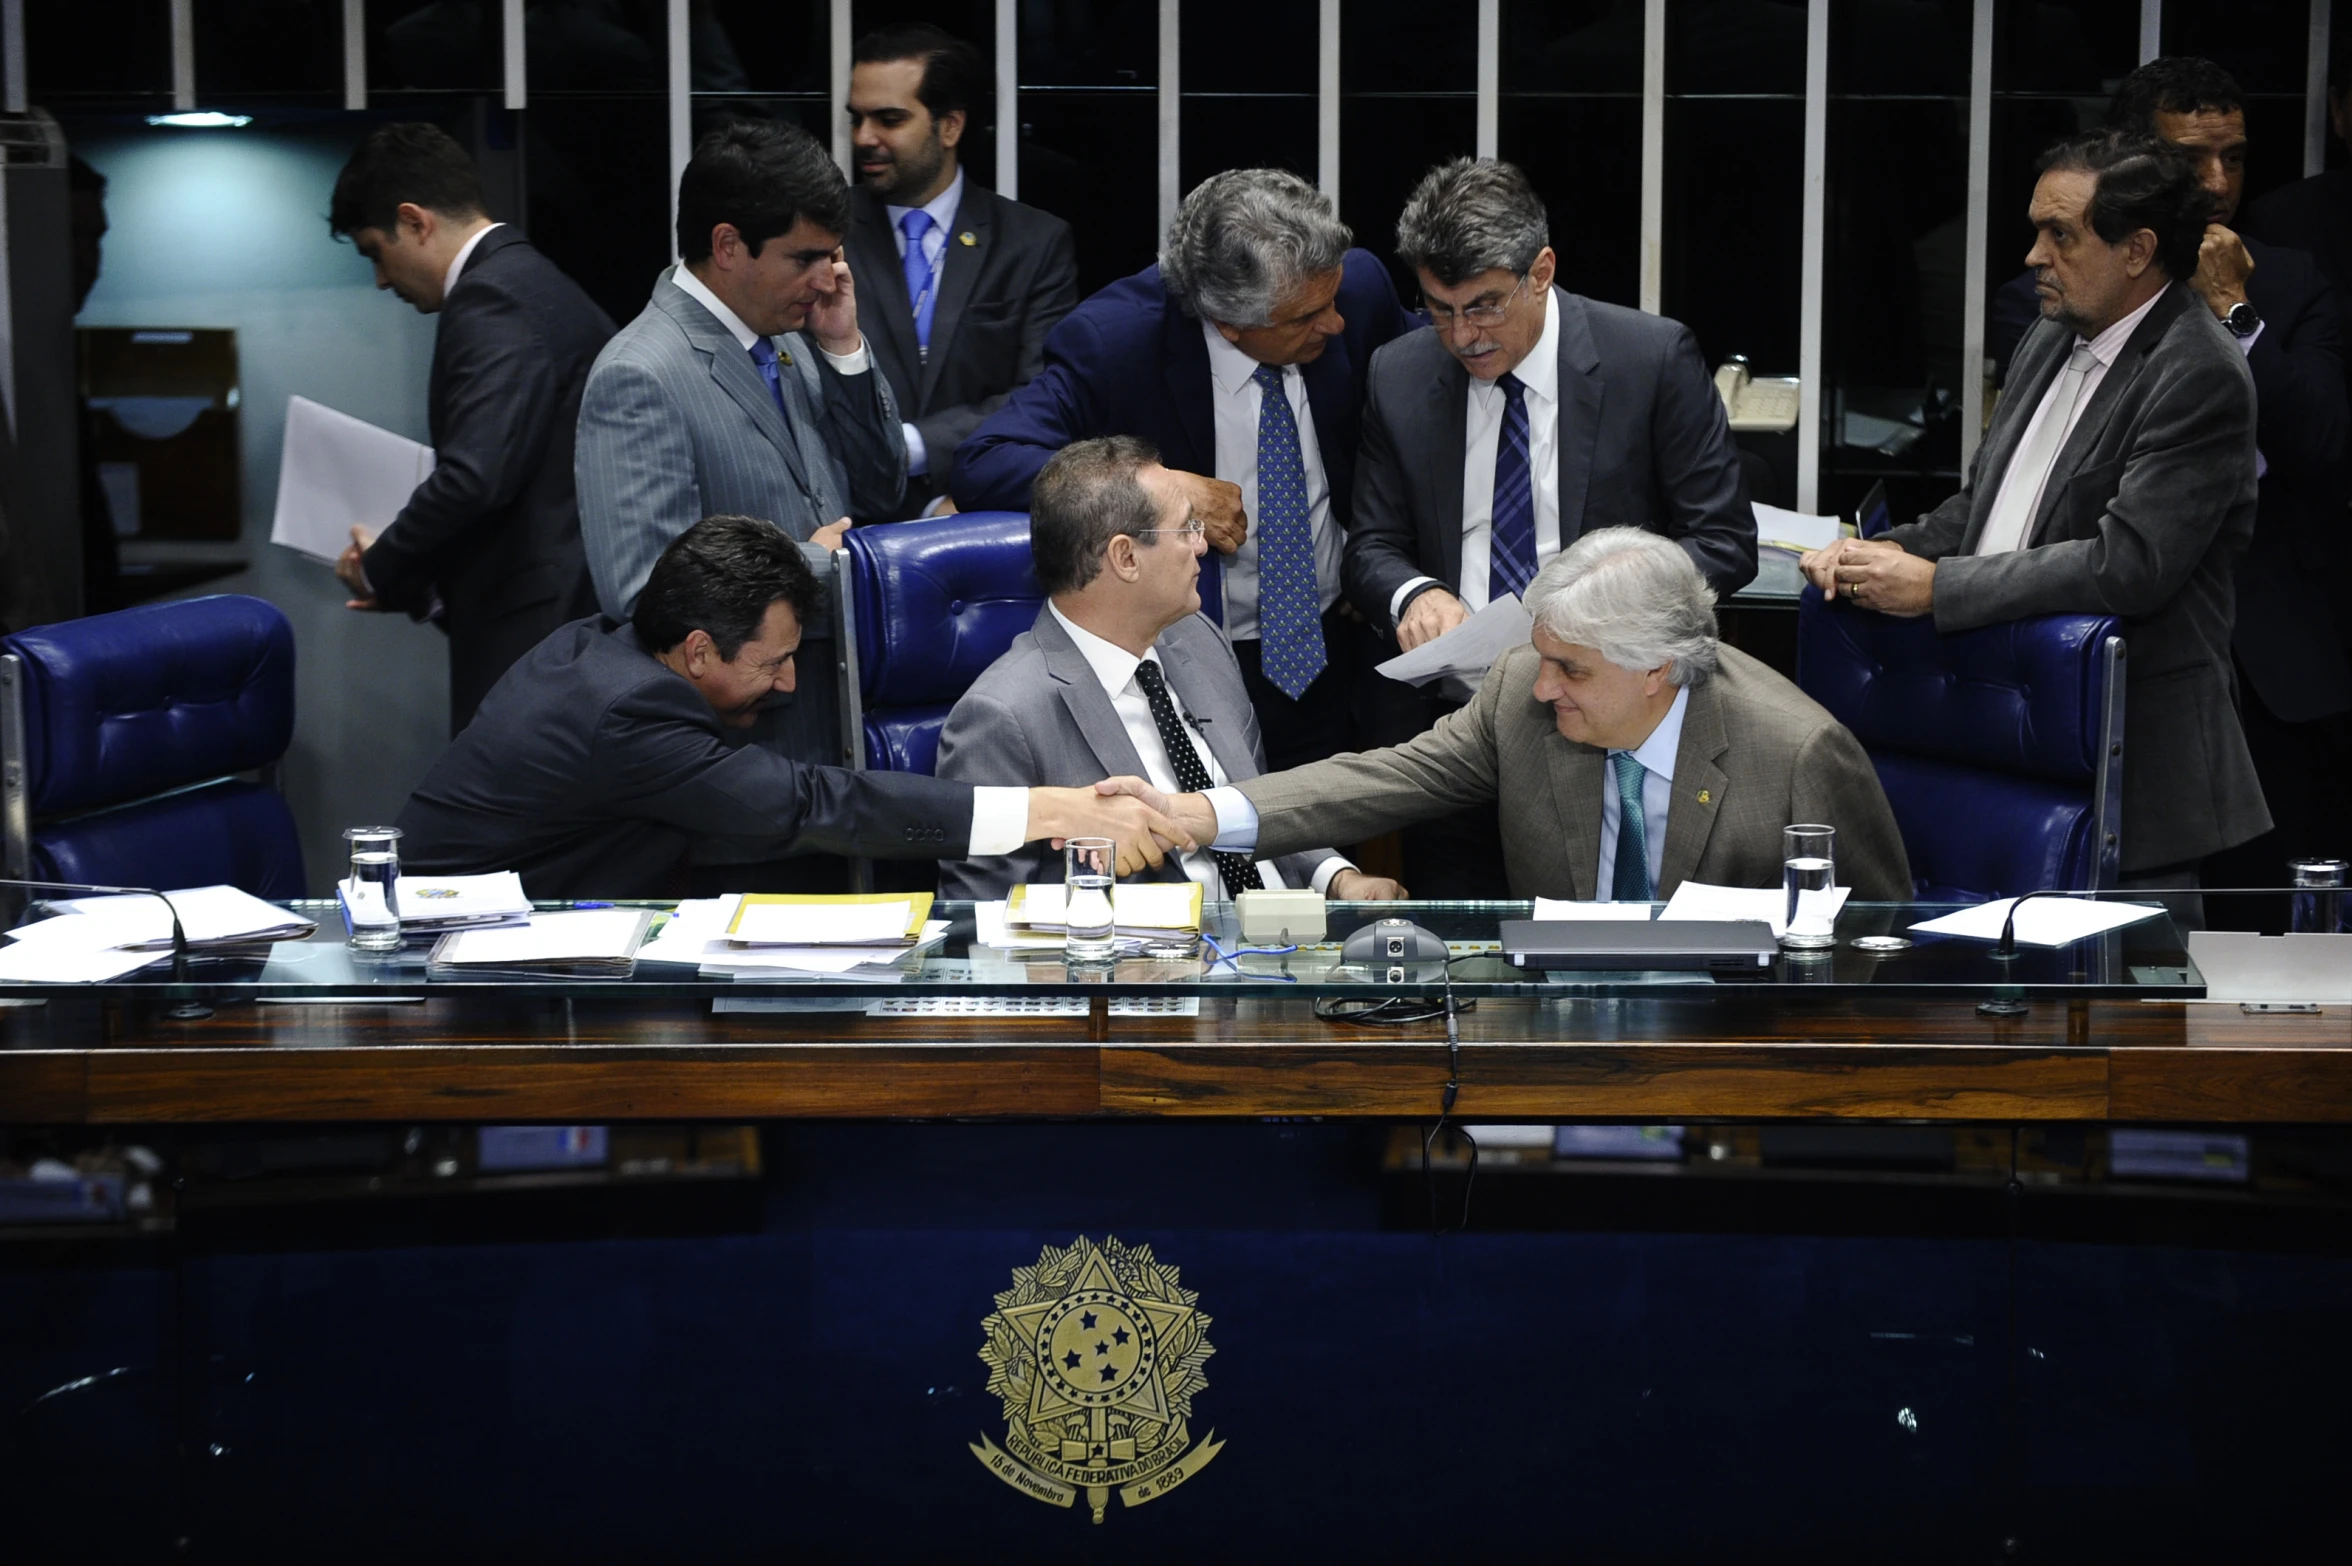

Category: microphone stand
[0, 878, 213, 1020]
[1976, 888, 2077, 1018]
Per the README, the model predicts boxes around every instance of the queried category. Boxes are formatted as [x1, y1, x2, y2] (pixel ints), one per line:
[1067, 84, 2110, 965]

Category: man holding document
[1100, 529, 1909, 904]
[324, 125, 615, 732]
[397, 516, 1192, 899]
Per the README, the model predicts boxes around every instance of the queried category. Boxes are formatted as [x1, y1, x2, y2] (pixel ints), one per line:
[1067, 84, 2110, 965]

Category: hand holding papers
[270, 396, 434, 564]
[1376, 594, 1533, 702]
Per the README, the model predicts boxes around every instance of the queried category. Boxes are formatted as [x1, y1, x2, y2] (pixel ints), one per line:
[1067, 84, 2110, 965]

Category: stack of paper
[1659, 880, 1850, 939]
[0, 885, 317, 983]
[1007, 881, 1202, 940]
[727, 893, 934, 947]
[389, 872, 533, 931]
[637, 896, 949, 979]
[270, 396, 435, 563]
[427, 908, 653, 978]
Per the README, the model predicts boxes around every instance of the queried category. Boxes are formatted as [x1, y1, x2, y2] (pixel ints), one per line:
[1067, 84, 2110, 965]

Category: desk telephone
[1714, 359, 1801, 432]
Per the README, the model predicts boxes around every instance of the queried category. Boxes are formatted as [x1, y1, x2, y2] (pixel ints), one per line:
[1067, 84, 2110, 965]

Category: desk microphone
[0, 877, 212, 1020]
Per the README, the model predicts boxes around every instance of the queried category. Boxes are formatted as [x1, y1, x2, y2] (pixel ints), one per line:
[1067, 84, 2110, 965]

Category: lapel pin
[1696, 789, 1712, 804]
[777, 348, 793, 367]
[958, 230, 978, 246]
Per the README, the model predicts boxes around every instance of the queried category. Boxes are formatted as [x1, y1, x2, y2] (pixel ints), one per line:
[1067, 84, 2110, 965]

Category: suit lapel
[2027, 285, 2189, 545]
[1161, 299, 1217, 475]
[849, 192, 922, 401]
[1964, 322, 2067, 549]
[1552, 289, 1605, 547]
[1158, 630, 1256, 784]
[1542, 739, 1607, 900]
[1034, 608, 1153, 781]
[1425, 357, 1470, 590]
[921, 185, 994, 409]
[656, 281, 815, 497]
[1657, 682, 1729, 891]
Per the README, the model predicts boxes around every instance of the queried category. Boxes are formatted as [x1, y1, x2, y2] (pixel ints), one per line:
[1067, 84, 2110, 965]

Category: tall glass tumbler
[343, 825, 404, 951]
[1781, 823, 1838, 950]
[1063, 838, 1118, 963]
[2290, 858, 2348, 934]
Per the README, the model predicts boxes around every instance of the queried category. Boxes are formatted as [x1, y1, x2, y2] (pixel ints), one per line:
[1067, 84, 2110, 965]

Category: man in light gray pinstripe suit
[576, 119, 907, 890]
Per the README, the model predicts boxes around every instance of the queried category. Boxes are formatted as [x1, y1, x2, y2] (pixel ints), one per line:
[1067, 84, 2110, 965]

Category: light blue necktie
[1251, 362, 1326, 699]
[900, 209, 938, 357]
[747, 337, 788, 418]
[1610, 752, 1652, 902]
[1489, 371, 1538, 603]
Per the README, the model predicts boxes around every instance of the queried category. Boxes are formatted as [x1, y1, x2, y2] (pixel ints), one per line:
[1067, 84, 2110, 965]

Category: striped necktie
[1488, 371, 1538, 602]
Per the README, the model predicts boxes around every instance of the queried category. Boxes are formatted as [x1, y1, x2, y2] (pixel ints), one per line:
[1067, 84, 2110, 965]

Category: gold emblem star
[1696, 789, 1712, 804]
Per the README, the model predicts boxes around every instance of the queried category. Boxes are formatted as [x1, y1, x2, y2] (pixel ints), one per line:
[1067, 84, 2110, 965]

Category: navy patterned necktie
[1132, 658, 1262, 898]
[1251, 363, 1327, 699]
[1610, 752, 1652, 902]
[1489, 370, 1538, 603]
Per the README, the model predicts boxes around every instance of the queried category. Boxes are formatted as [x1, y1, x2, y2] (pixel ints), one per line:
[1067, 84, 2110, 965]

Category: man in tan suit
[1114, 526, 1911, 901]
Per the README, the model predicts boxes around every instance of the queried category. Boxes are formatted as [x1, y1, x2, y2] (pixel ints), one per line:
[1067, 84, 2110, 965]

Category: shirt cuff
[903, 422, 929, 476]
[1309, 856, 1356, 896]
[2234, 319, 2265, 356]
[1390, 575, 1441, 623]
[969, 786, 1032, 856]
[819, 340, 872, 375]
[1203, 787, 1259, 852]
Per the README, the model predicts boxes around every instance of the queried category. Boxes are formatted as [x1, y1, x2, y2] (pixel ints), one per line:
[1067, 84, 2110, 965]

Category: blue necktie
[747, 337, 788, 418]
[1489, 371, 1538, 603]
[900, 209, 937, 356]
[1611, 752, 1652, 902]
[1251, 363, 1326, 699]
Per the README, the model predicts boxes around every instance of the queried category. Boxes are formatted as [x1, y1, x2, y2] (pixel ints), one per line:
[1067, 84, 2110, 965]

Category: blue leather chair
[1796, 587, 2124, 902]
[1, 594, 306, 899]
[839, 511, 1044, 777]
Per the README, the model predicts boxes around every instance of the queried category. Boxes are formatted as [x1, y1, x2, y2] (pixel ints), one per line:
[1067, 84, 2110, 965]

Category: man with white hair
[952, 169, 1419, 767]
[1111, 527, 1910, 902]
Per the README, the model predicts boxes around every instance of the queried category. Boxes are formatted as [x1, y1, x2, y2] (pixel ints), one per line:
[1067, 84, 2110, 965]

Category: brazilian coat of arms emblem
[970, 1234, 1223, 1524]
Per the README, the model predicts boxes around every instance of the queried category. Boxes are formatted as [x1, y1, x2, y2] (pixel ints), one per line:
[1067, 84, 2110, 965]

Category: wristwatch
[2224, 300, 2262, 338]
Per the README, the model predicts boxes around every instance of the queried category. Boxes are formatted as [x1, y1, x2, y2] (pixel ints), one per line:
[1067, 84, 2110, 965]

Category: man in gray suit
[936, 437, 1404, 901]
[399, 515, 1189, 899]
[1112, 527, 1910, 904]
[1343, 157, 1759, 896]
[843, 23, 1078, 518]
[575, 118, 907, 889]
[1805, 130, 2269, 889]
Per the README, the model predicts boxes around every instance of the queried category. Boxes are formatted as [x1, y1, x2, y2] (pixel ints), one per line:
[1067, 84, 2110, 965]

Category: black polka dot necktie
[1131, 658, 1262, 899]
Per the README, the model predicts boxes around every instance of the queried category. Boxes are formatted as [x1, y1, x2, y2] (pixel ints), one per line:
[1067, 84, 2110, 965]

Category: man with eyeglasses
[574, 118, 908, 892]
[1343, 157, 1757, 895]
[936, 436, 1403, 901]
[952, 170, 1420, 769]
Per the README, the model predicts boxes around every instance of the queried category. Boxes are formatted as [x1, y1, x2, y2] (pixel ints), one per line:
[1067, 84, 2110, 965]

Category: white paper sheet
[1753, 502, 1844, 554]
[975, 900, 1065, 952]
[25, 885, 313, 949]
[1375, 595, 1533, 688]
[633, 897, 742, 966]
[1659, 880, 1849, 939]
[433, 908, 648, 965]
[388, 871, 532, 926]
[270, 395, 435, 563]
[1908, 897, 2162, 947]
[700, 921, 949, 978]
[1531, 898, 1658, 921]
[0, 941, 165, 983]
[730, 900, 912, 946]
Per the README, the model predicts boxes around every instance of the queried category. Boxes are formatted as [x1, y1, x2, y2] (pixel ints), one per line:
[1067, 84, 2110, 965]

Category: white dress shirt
[1050, 603, 1350, 894]
[1391, 287, 1564, 621]
[1976, 283, 2166, 555]
[1201, 322, 1343, 640]
[442, 221, 502, 300]
[1595, 685, 1686, 897]
[885, 170, 965, 475]
[670, 262, 871, 376]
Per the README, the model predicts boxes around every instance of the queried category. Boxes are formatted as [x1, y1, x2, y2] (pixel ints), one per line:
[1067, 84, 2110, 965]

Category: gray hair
[1159, 168, 1352, 327]
[1395, 157, 1549, 287]
[1523, 527, 1720, 686]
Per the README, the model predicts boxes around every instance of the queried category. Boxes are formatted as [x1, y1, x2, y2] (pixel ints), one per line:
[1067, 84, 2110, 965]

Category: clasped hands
[1071, 778, 1407, 899]
[1797, 537, 1936, 618]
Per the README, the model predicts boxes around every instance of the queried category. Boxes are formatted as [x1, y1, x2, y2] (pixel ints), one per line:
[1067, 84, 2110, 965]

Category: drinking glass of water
[343, 825, 405, 952]
[1781, 823, 1838, 951]
[1063, 838, 1118, 963]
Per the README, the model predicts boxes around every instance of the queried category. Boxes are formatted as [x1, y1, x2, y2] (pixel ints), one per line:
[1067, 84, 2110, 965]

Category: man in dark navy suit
[329, 123, 616, 733]
[1992, 60, 2352, 903]
[952, 169, 1419, 768]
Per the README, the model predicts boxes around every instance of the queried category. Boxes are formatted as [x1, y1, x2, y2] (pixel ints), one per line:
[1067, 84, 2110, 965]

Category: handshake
[1019, 778, 1222, 877]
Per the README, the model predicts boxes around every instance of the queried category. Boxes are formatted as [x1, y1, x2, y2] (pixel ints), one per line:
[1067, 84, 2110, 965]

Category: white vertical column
[996, 0, 1018, 197]
[1640, 0, 1665, 313]
[1962, 0, 1995, 468]
[1159, 0, 1180, 234]
[171, 0, 195, 110]
[2139, 0, 2162, 63]
[1797, 0, 1829, 511]
[1475, 0, 1499, 158]
[2308, 0, 2333, 177]
[503, 0, 526, 111]
[1319, 0, 1341, 201]
[3, 0, 27, 115]
[831, 0, 852, 174]
[668, 0, 690, 259]
[343, 0, 366, 112]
